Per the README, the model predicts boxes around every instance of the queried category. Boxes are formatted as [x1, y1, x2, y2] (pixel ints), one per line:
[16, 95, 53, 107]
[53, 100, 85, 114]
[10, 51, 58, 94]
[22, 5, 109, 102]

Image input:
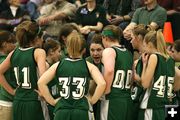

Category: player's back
[106, 46, 133, 99]
[54, 58, 91, 111]
[11, 47, 39, 101]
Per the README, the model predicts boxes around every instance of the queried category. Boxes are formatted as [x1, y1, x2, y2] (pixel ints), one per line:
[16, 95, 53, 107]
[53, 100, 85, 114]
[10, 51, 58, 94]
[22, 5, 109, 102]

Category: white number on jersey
[59, 77, 86, 99]
[113, 70, 132, 89]
[59, 77, 70, 99]
[153, 76, 166, 97]
[153, 76, 174, 98]
[167, 77, 175, 98]
[14, 67, 31, 89]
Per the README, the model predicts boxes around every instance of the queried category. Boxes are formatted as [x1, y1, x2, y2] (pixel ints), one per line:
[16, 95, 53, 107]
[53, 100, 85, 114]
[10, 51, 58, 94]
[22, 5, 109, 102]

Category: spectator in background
[124, 0, 167, 40]
[20, 0, 29, 4]
[157, 0, 180, 15]
[123, 0, 166, 53]
[0, 0, 9, 13]
[104, 0, 130, 29]
[75, 0, 107, 35]
[103, 0, 143, 54]
[0, 0, 30, 32]
[103, 0, 143, 30]
[39, 0, 53, 16]
[38, 0, 76, 40]
[75, 0, 107, 56]
[157, 0, 180, 40]
[75, 0, 105, 7]
[21, 0, 43, 20]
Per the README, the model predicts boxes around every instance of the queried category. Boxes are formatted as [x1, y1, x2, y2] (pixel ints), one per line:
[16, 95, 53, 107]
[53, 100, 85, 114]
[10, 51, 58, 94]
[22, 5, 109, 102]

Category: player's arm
[38, 62, 60, 106]
[89, 79, 97, 96]
[0, 51, 15, 95]
[174, 66, 180, 91]
[34, 48, 47, 76]
[102, 48, 116, 94]
[132, 59, 141, 85]
[140, 54, 158, 89]
[87, 61, 106, 105]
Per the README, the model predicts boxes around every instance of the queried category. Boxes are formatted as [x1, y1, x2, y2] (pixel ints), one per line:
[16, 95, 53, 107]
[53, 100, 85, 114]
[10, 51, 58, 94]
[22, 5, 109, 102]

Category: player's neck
[110, 42, 121, 48]
[69, 55, 82, 59]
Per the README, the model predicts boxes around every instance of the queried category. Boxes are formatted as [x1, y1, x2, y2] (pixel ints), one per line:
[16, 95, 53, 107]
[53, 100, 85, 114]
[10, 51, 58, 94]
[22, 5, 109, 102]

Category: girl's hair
[173, 39, 180, 52]
[102, 25, 122, 42]
[16, 20, 41, 48]
[66, 31, 85, 58]
[59, 23, 80, 44]
[43, 39, 60, 54]
[132, 24, 153, 39]
[90, 33, 104, 48]
[0, 30, 16, 48]
[144, 29, 169, 58]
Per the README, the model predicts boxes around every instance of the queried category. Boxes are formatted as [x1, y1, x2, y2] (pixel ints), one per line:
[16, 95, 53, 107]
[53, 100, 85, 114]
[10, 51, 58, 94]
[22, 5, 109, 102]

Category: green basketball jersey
[0, 55, 16, 102]
[140, 53, 175, 109]
[166, 57, 176, 104]
[54, 58, 91, 112]
[106, 46, 133, 99]
[131, 57, 144, 102]
[10, 47, 39, 101]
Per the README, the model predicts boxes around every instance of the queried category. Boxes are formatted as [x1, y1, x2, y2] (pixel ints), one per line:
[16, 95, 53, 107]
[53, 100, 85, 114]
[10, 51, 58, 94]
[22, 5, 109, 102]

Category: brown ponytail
[16, 21, 39, 48]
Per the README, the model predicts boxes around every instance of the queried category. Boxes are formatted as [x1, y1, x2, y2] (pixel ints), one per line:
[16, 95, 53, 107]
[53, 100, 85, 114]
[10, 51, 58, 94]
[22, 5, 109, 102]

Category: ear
[49, 49, 54, 55]
[62, 36, 66, 41]
[137, 34, 143, 41]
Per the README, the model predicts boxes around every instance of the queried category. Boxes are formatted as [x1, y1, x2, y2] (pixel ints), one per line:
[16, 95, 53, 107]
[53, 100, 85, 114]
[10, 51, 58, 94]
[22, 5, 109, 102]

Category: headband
[101, 30, 115, 37]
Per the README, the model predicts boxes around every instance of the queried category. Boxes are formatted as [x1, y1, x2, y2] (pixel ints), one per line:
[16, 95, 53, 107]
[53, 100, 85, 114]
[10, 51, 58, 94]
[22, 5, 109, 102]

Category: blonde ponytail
[156, 29, 169, 59]
[144, 29, 169, 59]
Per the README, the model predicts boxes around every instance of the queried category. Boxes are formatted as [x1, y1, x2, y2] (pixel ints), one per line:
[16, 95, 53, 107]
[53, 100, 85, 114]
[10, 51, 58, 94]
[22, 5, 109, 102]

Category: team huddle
[0, 20, 180, 120]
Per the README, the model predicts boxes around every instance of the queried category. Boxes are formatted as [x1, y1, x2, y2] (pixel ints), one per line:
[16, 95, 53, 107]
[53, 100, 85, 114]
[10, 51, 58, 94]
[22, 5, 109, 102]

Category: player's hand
[142, 53, 150, 66]
[133, 71, 141, 83]
[86, 95, 94, 105]
[54, 97, 61, 106]
[34, 89, 43, 97]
